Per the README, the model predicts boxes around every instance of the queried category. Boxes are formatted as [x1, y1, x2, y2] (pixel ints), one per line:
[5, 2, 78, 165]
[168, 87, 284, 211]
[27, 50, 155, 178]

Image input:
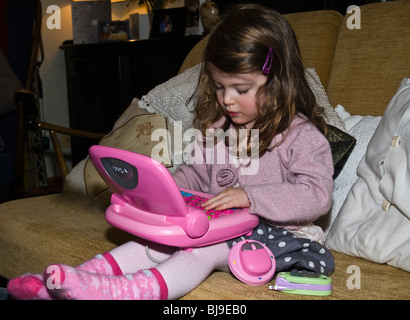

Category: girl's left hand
[202, 187, 251, 211]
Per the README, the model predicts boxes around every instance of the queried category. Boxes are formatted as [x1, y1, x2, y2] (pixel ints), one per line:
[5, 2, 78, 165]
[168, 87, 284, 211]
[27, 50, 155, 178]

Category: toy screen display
[101, 157, 138, 190]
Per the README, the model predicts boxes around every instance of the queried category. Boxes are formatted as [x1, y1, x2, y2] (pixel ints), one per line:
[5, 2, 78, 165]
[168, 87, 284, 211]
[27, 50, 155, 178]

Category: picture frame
[129, 13, 140, 40]
[98, 21, 129, 42]
[151, 7, 188, 38]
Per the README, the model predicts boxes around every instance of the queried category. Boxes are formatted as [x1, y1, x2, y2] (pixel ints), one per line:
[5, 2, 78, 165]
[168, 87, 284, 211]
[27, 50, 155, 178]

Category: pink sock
[44, 264, 167, 300]
[7, 274, 50, 300]
[7, 252, 121, 300]
[77, 253, 122, 275]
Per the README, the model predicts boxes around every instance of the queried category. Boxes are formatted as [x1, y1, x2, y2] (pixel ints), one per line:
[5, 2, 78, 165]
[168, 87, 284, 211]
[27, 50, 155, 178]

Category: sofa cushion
[326, 78, 410, 272]
[0, 193, 134, 279]
[327, 1, 410, 116]
[284, 10, 343, 89]
[180, 10, 343, 89]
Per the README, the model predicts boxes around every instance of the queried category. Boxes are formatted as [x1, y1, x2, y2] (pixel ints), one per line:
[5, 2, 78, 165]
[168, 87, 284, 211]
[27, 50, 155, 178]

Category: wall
[40, 0, 72, 176]
[39, 0, 192, 176]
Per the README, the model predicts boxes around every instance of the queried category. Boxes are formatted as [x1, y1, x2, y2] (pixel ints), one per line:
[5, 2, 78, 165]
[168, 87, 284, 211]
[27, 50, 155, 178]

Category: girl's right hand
[202, 187, 251, 211]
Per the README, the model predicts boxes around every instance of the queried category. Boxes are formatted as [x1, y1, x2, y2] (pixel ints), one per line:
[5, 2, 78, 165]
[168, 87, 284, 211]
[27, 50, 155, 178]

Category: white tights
[110, 239, 231, 299]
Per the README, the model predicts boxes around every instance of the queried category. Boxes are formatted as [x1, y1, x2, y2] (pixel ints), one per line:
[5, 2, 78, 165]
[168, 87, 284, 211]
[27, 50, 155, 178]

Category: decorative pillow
[304, 68, 345, 132]
[326, 125, 356, 179]
[316, 105, 381, 237]
[326, 79, 410, 272]
[138, 64, 200, 132]
[83, 112, 171, 203]
[138, 64, 346, 133]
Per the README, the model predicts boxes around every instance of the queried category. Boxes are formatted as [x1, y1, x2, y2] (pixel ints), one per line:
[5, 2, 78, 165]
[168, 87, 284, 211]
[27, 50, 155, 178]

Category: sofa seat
[1, 192, 409, 300]
[0, 193, 133, 276]
[182, 251, 410, 300]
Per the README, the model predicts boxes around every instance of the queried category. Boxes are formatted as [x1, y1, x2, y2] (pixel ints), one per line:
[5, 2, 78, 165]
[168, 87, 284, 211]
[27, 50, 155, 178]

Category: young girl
[8, 4, 334, 300]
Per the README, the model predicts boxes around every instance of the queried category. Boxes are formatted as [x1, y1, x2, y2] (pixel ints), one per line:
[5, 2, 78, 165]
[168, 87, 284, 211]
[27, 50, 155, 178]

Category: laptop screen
[101, 157, 139, 190]
[89, 145, 188, 217]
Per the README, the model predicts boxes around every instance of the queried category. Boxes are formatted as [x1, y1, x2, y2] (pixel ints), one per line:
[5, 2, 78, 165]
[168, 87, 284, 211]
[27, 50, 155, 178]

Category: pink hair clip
[262, 47, 273, 75]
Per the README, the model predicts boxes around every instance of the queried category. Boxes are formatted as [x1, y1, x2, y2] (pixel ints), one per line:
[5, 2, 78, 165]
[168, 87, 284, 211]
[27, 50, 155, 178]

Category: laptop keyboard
[180, 190, 236, 219]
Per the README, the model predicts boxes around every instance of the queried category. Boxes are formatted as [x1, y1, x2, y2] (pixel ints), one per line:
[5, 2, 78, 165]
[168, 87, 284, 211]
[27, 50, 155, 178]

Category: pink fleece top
[172, 114, 334, 237]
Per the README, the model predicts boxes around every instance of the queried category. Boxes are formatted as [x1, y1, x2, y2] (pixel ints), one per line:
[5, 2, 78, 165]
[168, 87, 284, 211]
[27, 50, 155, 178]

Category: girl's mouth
[227, 111, 239, 117]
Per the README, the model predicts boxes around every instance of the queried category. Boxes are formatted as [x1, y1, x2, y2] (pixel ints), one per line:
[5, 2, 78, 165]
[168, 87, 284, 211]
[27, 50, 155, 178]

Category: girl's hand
[202, 187, 251, 211]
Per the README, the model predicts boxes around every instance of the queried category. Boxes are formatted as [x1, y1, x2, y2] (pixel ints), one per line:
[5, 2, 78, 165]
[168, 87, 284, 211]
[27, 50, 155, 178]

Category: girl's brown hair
[191, 4, 326, 157]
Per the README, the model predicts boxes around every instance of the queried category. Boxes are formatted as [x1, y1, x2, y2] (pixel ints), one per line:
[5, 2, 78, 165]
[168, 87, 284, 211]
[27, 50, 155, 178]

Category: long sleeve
[172, 161, 212, 193]
[242, 118, 334, 226]
[172, 135, 214, 193]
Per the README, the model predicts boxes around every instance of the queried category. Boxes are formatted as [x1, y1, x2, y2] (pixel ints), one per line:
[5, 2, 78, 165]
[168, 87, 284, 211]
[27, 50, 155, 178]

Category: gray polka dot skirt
[227, 221, 335, 275]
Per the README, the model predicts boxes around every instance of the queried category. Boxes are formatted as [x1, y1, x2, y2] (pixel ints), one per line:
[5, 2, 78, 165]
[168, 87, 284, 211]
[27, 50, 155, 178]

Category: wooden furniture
[61, 36, 202, 166]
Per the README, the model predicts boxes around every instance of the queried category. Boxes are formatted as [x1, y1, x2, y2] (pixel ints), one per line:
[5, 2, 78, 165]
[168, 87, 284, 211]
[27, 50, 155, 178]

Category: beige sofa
[1, 1, 410, 300]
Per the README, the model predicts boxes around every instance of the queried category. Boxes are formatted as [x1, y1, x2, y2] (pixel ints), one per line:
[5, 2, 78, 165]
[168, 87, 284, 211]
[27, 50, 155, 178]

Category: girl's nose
[223, 91, 235, 106]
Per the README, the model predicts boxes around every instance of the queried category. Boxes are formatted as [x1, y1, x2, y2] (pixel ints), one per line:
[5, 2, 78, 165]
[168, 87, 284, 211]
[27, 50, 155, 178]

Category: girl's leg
[227, 222, 335, 275]
[157, 242, 230, 299]
[42, 242, 230, 300]
[8, 238, 176, 300]
[109, 239, 177, 274]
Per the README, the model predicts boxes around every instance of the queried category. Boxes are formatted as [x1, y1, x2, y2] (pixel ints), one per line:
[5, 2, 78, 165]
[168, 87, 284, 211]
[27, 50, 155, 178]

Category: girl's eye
[213, 83, 223, 90]
[237, 89, 249, 94]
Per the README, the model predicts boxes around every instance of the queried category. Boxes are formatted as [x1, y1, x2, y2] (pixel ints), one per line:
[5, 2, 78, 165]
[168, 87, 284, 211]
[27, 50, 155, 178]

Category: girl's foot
[7, 253, 120, 300]
[45, 264, 161, 300]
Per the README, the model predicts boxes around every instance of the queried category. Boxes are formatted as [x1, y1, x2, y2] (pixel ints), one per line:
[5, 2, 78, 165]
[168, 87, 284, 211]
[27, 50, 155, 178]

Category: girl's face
[209, 64, 267, 131]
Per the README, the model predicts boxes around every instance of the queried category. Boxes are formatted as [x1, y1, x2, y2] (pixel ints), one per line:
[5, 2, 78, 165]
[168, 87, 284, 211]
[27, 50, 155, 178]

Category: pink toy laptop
[89, 145, 259, 250]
